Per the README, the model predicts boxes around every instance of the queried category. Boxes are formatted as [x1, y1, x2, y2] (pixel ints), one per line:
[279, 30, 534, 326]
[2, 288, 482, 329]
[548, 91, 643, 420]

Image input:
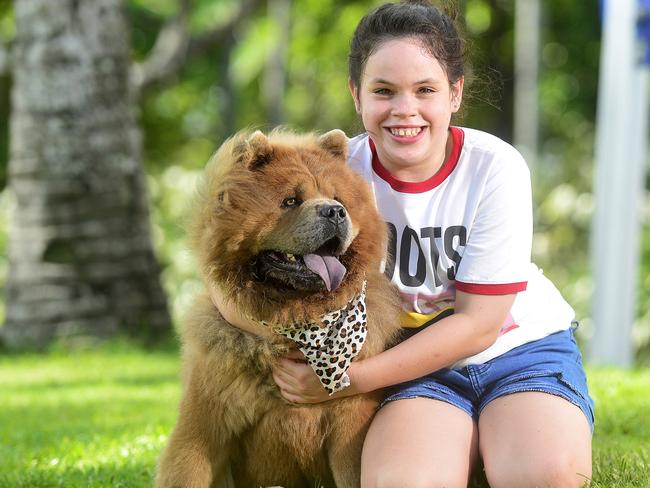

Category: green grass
[0, 340, 180, 488]
[589, 369, 650, 487]
[1, 343, 649, 487]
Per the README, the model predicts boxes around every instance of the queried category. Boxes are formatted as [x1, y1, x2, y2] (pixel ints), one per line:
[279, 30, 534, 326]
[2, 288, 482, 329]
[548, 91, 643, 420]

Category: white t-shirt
[348, 127, 575, 368]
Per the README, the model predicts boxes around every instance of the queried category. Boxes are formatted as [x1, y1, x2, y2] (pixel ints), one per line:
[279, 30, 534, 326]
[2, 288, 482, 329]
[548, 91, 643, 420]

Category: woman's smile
[386, 126, 426, 142]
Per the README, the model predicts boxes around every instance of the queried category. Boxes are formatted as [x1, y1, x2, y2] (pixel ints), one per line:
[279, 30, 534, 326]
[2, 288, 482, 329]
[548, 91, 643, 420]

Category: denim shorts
[381, 327, 595, 431]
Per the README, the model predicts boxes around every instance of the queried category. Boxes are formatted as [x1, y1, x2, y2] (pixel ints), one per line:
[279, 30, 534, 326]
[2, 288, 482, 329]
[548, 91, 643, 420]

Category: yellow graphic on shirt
[399, 292, 519, 336]
[399, 292, 456, 329]
[401, 306, 455, 328]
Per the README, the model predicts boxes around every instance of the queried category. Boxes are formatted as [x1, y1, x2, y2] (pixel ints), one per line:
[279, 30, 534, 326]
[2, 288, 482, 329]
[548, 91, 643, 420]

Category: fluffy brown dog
[155, 129, 401, 488]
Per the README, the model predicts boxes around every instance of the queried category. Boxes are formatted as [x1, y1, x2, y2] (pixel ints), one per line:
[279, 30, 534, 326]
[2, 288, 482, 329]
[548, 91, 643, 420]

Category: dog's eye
[281, 197, 302, 208]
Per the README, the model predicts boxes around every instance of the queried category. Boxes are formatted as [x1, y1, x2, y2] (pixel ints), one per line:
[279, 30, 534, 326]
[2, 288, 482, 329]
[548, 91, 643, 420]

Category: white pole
[513, 0, 541, 172]
[590, 0, 649, 366]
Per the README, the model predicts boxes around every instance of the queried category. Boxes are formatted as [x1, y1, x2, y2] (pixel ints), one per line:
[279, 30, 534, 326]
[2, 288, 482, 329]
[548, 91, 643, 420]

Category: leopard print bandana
[258, 283, 368, 395]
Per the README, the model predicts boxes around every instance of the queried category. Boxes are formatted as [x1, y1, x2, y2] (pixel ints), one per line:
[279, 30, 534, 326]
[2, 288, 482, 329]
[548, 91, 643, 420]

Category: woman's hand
[272, 349, 330, 403]
[273, 349, 360, 404]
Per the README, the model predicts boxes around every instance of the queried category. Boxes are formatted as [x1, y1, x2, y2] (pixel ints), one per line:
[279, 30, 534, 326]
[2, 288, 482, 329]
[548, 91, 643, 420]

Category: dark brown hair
[348, 1, 466, 89]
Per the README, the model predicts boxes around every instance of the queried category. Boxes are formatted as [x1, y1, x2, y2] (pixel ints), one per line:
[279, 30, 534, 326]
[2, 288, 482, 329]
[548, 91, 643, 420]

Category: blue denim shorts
[381, 327, 595, 431]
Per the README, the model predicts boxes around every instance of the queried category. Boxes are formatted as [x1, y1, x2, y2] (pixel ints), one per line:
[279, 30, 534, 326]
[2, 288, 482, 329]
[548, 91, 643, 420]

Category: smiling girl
[271, 1, 594, 486]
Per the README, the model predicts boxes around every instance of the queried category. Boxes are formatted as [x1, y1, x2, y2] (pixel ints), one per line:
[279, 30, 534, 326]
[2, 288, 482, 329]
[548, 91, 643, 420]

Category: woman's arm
[208, 284, 272, 337]
[272, 290, 516, 403]
[350, 290, 515, 392]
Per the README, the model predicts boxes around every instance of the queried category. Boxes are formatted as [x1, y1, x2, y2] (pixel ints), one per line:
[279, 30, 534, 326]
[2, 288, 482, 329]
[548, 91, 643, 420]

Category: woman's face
[349, 37, 463, 181]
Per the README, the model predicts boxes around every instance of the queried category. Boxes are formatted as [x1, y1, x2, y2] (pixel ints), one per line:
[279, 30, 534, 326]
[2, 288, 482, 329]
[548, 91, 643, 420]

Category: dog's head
[190, 129, 385, 320]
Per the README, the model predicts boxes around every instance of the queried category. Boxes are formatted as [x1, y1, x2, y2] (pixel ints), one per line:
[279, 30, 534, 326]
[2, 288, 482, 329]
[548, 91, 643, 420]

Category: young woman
[270, 2, 594, 487]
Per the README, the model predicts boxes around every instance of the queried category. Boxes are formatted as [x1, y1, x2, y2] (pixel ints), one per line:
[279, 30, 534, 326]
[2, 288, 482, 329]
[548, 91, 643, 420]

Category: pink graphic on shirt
[499, 313, 519, 335]
[400, 290, 456, 315]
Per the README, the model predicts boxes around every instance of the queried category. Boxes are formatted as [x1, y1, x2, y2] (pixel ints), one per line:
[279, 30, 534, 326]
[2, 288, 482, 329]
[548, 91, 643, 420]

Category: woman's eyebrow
[368, 77, 442, 85]
[414, 78, 439, 85]
[369, 78, 393, 85]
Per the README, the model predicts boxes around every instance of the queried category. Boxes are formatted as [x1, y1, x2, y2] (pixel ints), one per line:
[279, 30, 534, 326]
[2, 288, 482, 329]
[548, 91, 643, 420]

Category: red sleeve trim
[455, 281, 527, 295]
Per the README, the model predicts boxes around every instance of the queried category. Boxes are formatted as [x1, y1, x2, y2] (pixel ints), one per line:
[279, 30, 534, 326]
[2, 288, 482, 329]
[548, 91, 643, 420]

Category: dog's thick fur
[155, 129, 401, 488]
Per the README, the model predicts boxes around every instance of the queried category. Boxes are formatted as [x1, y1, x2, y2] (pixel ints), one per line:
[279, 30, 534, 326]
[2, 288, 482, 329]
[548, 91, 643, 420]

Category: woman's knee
[485, 455, 592, 488]
[365, 466, 469, 488]
[479, 392, 592, 488]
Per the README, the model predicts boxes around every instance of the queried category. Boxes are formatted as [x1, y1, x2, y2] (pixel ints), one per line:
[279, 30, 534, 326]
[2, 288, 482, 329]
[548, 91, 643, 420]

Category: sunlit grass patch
[587, 368, 650, 488]
[0, 343, 180, 488]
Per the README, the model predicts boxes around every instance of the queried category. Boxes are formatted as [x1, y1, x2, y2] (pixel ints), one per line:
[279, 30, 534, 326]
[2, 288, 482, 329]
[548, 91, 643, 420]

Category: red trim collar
[369, 127, 464, 193]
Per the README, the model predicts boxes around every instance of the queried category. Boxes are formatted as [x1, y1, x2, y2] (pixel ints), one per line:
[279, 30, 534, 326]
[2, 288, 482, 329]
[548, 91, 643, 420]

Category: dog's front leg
[156, 384, 236, 488]
[155, 412, 234, 488]
[155, 437, 220, 488]
[327, 395, 380, 488]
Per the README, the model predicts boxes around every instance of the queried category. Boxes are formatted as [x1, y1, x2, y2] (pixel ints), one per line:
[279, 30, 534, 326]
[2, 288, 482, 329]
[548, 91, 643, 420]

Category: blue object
[600, 0, 650, 64]
[639, 0, 650, 64]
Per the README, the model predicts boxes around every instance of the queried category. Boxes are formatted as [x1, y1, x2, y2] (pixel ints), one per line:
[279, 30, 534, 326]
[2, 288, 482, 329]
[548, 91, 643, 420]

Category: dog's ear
[318, 129, 348, 161]
[234, 130, 274, 170]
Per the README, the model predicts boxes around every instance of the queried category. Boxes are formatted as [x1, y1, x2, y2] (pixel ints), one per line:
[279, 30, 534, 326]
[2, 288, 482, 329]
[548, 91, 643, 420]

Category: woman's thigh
[479, 392, 592, 488]
[361, 397, 478, 488]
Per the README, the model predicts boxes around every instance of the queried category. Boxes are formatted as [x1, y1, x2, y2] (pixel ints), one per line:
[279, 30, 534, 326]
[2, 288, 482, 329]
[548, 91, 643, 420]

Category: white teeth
[286, 253, 296, 261]
[390, 127, 422, 137]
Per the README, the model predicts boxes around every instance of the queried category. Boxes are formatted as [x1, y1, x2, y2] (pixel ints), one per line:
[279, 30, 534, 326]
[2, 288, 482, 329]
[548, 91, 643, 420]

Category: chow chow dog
[155, 129, 401, 488]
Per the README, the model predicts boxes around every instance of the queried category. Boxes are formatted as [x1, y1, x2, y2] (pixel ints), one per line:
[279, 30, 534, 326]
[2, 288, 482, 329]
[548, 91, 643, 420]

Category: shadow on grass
[0, 332, 181, 358]
[4, 372, 180, 392]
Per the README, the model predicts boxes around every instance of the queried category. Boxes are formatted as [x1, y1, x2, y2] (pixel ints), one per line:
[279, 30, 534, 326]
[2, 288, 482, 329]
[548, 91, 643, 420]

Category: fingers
[273, 359, 312, 391]
[283, 348, 307, 362]
[272, 359, 329, 404]
[280, 391, 303, 404]
[272, 369, 311, 404]
[272, 365, 296, 391]
[275, 356, 311, 379]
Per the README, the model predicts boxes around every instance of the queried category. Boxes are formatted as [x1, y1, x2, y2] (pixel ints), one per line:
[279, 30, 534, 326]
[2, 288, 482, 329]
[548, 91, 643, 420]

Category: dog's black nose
[320, 203, 347, 224]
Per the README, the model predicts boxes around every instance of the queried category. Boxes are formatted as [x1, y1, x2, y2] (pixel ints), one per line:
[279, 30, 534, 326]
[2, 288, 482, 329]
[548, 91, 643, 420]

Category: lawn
[1, 341, 648, 488]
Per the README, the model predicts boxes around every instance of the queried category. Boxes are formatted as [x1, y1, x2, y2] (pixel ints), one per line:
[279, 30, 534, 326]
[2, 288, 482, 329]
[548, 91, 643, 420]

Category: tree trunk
[2, 0, 170, 347]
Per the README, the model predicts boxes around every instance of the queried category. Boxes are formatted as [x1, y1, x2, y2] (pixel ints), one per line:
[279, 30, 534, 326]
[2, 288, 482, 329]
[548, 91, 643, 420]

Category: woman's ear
[348, 78, 361, 113]
[450, 76, 465, 113]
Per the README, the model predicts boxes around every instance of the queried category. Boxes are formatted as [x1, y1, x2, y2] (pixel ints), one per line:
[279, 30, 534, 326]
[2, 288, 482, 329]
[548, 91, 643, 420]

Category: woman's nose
[391, 94, 418, 117]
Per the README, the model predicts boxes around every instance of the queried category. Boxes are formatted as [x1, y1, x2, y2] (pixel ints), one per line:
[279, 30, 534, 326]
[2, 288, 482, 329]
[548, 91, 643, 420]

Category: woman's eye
[281, 197, 302, 208]
[373, 88, 392, 96]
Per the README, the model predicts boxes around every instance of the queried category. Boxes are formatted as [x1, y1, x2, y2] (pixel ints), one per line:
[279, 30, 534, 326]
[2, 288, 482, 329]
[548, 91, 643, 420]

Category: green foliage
[148, 166, 203, 326]
[1, 348, 649, 487]
[531, 0, 602, 339]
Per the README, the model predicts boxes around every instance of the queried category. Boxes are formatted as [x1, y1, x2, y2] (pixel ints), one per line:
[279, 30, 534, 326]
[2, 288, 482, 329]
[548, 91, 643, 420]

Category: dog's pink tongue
[303, 254, 346, 291]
